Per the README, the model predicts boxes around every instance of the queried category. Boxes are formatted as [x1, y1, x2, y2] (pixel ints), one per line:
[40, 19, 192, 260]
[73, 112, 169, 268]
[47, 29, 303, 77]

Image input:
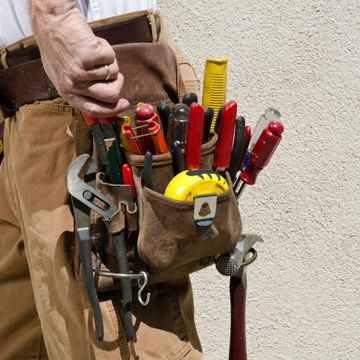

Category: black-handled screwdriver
[182, 92, 198, 107]
[203, 107, 214, 143]
[157, 101, 171, 141]
[172, 141, 186, 175]
[142, 151, 154, 190]
[228, 116, 246, 180]
[214, 107, 223, 135]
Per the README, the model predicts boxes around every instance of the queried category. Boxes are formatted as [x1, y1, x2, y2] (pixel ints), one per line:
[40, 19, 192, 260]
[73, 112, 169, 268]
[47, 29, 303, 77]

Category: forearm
[29, 0, 76, 24]
[29, 0, 86, 47]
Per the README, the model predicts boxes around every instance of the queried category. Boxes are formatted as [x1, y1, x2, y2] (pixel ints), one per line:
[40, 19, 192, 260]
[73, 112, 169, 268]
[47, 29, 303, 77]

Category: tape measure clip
[193, 193, 217, 227]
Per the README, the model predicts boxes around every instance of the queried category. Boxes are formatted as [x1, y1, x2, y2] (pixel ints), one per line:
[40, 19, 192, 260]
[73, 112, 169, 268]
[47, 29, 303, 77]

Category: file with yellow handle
[202, 58, 228, 131]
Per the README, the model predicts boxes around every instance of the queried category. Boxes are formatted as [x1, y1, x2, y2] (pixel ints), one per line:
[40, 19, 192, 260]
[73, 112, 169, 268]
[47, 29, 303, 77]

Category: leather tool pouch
[86, 37, 242, 289]
[125, 135, 242, 284]
[91, 135, 242, 290]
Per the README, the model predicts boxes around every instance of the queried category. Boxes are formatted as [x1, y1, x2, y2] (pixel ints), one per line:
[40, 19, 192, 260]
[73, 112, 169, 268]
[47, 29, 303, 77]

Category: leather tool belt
[0, 11, 160, 113]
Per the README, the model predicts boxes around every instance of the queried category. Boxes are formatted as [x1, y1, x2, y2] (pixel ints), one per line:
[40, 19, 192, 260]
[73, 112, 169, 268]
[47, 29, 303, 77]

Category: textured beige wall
[158, 1, 360, 359]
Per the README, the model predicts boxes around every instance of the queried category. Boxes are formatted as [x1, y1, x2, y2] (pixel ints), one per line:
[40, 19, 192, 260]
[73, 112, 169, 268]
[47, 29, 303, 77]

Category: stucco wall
[157, 1, 360, 359]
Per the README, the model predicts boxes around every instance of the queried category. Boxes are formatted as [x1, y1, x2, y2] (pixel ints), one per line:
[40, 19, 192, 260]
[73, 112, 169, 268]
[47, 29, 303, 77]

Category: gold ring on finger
[104, 64, 111, 81]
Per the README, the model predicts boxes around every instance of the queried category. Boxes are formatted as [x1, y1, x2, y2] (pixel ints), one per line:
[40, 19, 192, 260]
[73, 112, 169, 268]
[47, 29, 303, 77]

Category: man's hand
[29, 0, 129, 117]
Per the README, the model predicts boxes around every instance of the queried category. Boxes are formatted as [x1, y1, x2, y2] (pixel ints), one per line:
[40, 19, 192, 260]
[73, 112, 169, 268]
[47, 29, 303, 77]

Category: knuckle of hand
[73, 69, 88, 82]
[97, 40, 115, 62]
[83, 104, 98, 117]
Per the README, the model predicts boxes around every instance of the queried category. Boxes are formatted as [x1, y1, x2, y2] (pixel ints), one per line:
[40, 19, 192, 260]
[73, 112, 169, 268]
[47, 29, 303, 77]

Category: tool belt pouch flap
[113, 40, 179, 109]
[89, 175, 141, 291]
[127, 134, 243, 280]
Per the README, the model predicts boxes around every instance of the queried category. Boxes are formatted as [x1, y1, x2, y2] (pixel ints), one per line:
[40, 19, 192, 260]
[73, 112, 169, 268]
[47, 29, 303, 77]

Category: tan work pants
[0, 98, 202, 359]
[0, 14, 202, 360]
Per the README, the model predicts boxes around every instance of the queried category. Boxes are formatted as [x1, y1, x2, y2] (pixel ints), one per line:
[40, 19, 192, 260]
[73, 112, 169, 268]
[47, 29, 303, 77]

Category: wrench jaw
[65, 154, 118, 221]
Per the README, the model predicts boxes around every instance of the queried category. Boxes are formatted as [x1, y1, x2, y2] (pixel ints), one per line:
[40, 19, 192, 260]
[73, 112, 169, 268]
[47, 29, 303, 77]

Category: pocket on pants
[130, 279, 199, 360]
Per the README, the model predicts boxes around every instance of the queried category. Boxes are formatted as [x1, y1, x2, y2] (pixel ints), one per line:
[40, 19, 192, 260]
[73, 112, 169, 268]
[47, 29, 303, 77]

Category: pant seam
[106, 297, 130, 358]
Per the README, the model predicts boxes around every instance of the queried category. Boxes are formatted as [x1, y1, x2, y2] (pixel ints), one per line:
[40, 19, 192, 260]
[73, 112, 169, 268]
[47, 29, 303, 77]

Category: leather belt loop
[147, 10, 158, 42]
[1, 48, 9, 70]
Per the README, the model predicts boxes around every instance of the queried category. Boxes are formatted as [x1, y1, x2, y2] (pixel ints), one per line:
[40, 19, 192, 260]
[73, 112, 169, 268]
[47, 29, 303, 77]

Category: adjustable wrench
[65, 154, 136, 341]
[65, 155, 107, 341]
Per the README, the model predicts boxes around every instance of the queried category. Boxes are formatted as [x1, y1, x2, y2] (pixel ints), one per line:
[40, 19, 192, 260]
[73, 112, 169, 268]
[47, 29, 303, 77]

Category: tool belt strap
[0, 10, 160, 113]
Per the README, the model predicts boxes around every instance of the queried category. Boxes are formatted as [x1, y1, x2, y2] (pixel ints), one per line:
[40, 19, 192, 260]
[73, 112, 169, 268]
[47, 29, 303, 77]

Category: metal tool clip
[193, 193, 217, 227]
[94, 256, 151, 306]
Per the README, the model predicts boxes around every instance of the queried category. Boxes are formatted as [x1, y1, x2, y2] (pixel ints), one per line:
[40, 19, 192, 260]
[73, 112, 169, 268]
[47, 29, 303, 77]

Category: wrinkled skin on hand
[30, 1, 129, 117]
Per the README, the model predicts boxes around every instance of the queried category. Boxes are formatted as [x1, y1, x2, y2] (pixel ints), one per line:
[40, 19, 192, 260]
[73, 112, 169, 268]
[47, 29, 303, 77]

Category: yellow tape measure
[0, 139, 3, 154]
[164, 169, 229, 201]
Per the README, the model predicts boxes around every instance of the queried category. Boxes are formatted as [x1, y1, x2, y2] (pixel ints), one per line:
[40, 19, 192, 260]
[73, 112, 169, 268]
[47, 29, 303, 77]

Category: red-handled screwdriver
[234, 120, 284, 199]
[213, 100, 237, 173]
[185, 102, 204, 169]
[122, 164, 136, 200]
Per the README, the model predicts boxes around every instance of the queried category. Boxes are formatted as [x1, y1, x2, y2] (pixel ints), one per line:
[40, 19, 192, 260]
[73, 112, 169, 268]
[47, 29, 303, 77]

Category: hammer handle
[229, 273, 247, 360]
